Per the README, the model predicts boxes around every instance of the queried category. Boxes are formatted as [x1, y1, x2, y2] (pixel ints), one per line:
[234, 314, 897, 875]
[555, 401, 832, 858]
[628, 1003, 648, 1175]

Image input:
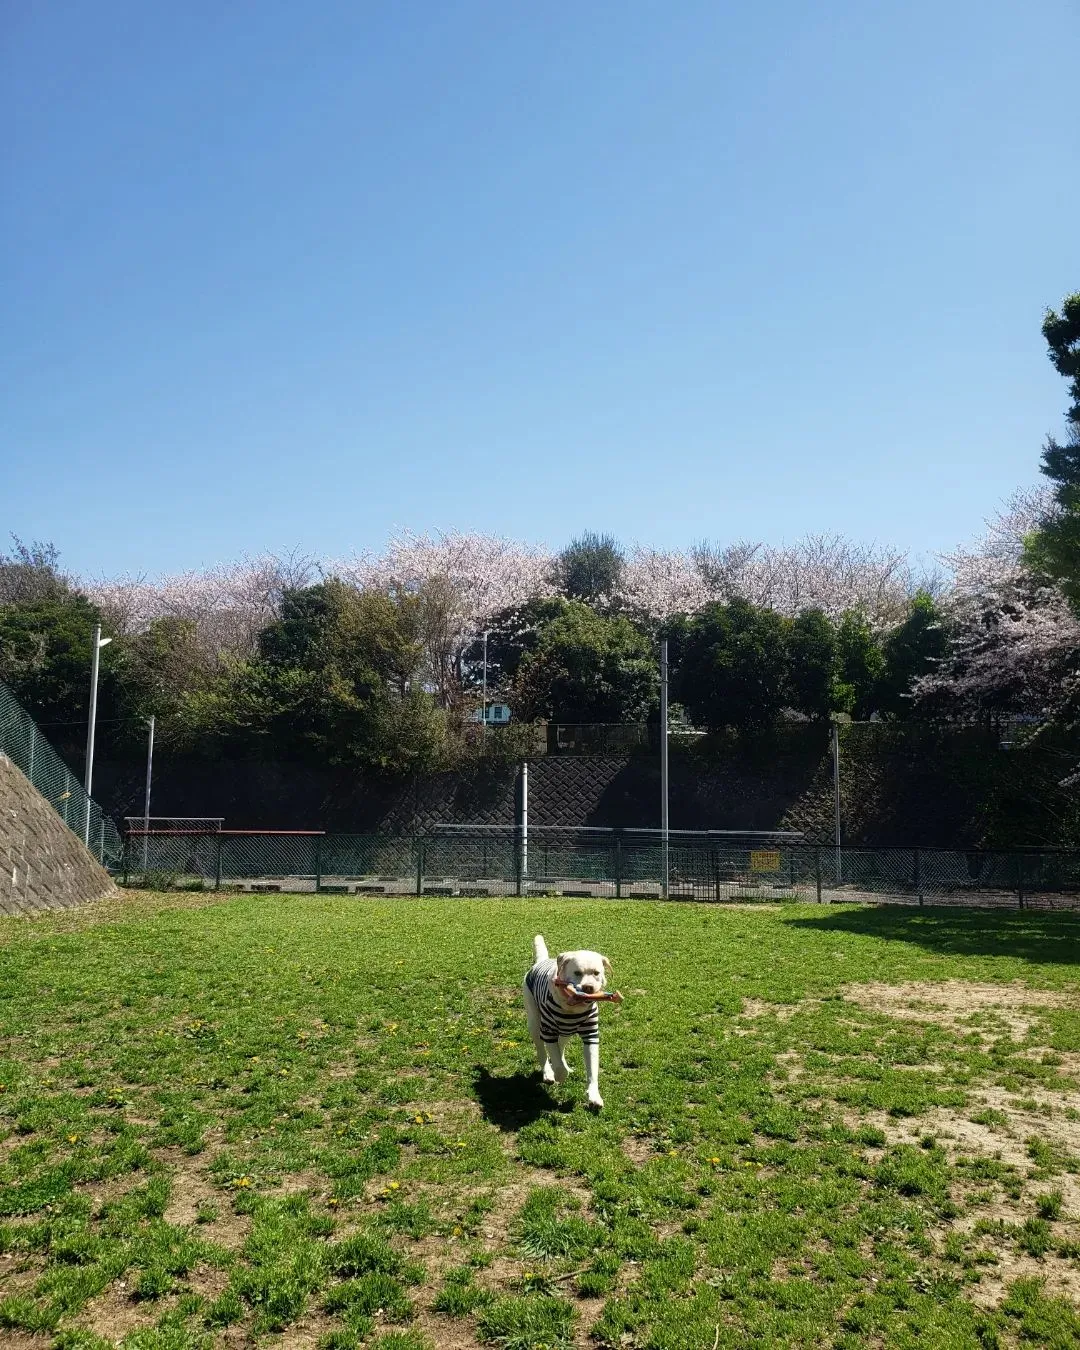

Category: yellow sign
[750, 850, 781, 873]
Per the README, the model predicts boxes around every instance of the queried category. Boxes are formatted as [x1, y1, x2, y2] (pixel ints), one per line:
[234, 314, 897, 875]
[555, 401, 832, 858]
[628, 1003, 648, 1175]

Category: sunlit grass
[1, 894, 1079, 1347]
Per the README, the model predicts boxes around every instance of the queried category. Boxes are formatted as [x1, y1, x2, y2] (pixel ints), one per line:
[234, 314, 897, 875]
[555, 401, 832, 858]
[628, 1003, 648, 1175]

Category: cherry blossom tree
[621, 535, 917, 625]
[87, 550, 317, 659]
[620, 546, 712, 623]
[332, 531, 554, 706]
[913, 487, 1078, 718]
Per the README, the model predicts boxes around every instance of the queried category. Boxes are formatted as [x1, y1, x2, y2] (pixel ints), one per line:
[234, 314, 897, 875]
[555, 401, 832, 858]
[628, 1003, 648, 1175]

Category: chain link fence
[0, 680, 124, 869]
[121, 825, 1080, 909]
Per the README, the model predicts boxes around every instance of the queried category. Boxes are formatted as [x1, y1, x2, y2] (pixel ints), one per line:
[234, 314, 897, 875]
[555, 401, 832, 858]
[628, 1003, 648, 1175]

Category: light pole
[83, 624, 112, 845]
[142, 715, 155, 869]
[660, 638, 669, 899]
[482, 630, 490, 733]
[831, 721, 842, 886]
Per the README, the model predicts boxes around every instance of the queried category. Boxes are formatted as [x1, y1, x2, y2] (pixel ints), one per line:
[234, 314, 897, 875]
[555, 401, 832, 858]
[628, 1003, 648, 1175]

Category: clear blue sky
[3, 1, 1077, 580]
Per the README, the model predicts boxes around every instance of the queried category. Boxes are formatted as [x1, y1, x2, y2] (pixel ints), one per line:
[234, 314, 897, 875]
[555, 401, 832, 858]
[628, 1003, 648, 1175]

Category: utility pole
[660, 639, 669, 898]
[83, 624, 112, 845]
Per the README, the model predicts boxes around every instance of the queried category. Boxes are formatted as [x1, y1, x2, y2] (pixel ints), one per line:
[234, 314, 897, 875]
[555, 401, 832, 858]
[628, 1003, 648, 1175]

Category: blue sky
[2, 1, 1077, 580]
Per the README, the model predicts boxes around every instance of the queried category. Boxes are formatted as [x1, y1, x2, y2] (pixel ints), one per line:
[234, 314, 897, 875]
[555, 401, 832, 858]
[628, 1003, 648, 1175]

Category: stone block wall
[0, 753, 118, 916]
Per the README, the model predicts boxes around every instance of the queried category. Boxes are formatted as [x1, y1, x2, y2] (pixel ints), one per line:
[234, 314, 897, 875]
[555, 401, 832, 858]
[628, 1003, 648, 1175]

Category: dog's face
[556, 949, 612, 996]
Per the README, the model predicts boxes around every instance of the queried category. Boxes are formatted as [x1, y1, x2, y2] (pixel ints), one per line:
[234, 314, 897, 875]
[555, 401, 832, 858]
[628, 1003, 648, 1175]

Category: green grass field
[2, 894, 1080, 1350]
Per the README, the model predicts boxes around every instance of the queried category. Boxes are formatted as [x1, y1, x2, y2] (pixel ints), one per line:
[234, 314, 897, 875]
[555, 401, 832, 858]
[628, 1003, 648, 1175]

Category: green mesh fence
[121, 824, 1080, 909]
[0, 680, 124, 870]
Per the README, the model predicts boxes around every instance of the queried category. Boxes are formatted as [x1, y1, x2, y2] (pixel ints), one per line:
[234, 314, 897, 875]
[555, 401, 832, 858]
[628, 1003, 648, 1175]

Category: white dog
[523, 934, 613, 1109]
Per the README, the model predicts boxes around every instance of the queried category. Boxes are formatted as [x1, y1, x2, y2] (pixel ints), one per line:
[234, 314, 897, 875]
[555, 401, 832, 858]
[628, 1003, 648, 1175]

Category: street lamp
[83, 624, 112, 845]
[142, 715, 156, 868]
[481, 630, 490, 732]
[660, 638, 669, 899]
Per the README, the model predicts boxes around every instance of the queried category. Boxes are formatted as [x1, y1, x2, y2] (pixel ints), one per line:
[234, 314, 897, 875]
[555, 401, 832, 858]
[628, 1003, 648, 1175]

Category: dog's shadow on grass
[471, 1066, 569, 1130]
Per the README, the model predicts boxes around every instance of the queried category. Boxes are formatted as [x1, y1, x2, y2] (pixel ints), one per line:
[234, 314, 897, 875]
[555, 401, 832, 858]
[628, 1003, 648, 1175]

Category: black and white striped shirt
[525, 959, 600, 1045]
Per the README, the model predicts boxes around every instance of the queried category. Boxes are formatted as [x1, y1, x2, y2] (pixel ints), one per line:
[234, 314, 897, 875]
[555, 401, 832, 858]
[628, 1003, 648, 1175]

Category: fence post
[614, 829, 623, 899]
[815, 846, 822, 903]
[214, 835, 223, 891]
[714, 845, 721, 904]
[415, 838, 424, 897]
[914, 847, 923, 906]
[122, 833, 130, 887]
[515, 827, 523, 897]
[315, 836, 322, 893]
[1016, 854, 1025, 910]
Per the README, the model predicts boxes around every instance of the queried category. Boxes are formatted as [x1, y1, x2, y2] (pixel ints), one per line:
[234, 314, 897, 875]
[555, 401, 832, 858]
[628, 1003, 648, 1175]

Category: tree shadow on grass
[783, 904, 1080, 966]
[471, 1066, 568, 1131]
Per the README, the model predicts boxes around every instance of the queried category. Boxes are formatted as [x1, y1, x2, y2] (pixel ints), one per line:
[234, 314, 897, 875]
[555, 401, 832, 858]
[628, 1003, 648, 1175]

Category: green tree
[117, 617, 205, 739]
[462, 597, 567, 696]
[0, 593, 122, 739]
[673, 598, 790, 732]
[786, 608, 838, 721]
[178, 580, 447, 772]
[875, 591, 948, 718]
[1024, 293, 1080, 604]
[1042, 292, 1080, 428]
[836, 610, 885, 719]
[511, 601, 656, 723]
[554, 532, 625, 606]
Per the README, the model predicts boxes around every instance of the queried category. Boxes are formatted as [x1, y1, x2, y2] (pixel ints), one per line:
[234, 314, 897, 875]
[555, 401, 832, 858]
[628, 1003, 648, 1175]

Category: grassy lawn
[1, 894, 1080, 1349]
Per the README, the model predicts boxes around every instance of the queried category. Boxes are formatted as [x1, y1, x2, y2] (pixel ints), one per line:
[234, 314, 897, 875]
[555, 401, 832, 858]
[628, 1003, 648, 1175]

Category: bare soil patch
[843, 981, 1076, 1041]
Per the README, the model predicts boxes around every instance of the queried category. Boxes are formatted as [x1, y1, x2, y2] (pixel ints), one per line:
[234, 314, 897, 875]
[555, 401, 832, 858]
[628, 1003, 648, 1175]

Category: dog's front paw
[552, 1062, 571, 1083]
[586, 1089, 604, 1110]
[541, 1064, 556, 1083]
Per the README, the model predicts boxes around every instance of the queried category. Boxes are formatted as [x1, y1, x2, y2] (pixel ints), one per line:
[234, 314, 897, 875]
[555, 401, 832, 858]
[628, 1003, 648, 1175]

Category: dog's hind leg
[551, 1037, 573, 1083]
[524, 985, 554, 1081]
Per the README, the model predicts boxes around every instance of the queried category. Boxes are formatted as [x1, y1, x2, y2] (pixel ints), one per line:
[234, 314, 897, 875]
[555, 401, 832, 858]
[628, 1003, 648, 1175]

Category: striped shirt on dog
[525, 959, 600, 1045]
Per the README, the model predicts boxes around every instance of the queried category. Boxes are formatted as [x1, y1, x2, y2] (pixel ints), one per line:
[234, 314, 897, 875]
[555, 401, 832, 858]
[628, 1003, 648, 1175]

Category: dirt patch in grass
[80, 1281, 163, 1342]
[843, 981, 1076, 1041]
[741, 998, 808, 1022]
[842, 980, 1080, 1181]
[761, 982, 1080, 1319]
[573, 1294, 606, 1348]
[620, 1134, 660, 1165]
[966, 1252, 1080, 1309]
[263, 1308, 341, 1348]
[414, 1308, 488, 1348]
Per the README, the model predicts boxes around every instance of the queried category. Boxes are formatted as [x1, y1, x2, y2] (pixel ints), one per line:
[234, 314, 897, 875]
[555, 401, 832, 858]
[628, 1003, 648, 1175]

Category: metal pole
[84, 624, 103, 846]
[831, 722, 841, 887]
[142, 715, 155, 871]
[482, 630, 489, 736]
[521, 760, 529, 883]
[660, 639, 669, 899]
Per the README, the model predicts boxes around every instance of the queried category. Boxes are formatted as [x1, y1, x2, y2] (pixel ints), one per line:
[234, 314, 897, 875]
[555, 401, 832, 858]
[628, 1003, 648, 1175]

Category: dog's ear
[556, 952, 572, 976]
[601, 954, 612, 975]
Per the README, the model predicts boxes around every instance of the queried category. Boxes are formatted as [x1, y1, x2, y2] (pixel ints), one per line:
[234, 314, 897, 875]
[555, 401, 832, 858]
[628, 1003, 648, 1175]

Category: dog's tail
[533, 934, 549, 964]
